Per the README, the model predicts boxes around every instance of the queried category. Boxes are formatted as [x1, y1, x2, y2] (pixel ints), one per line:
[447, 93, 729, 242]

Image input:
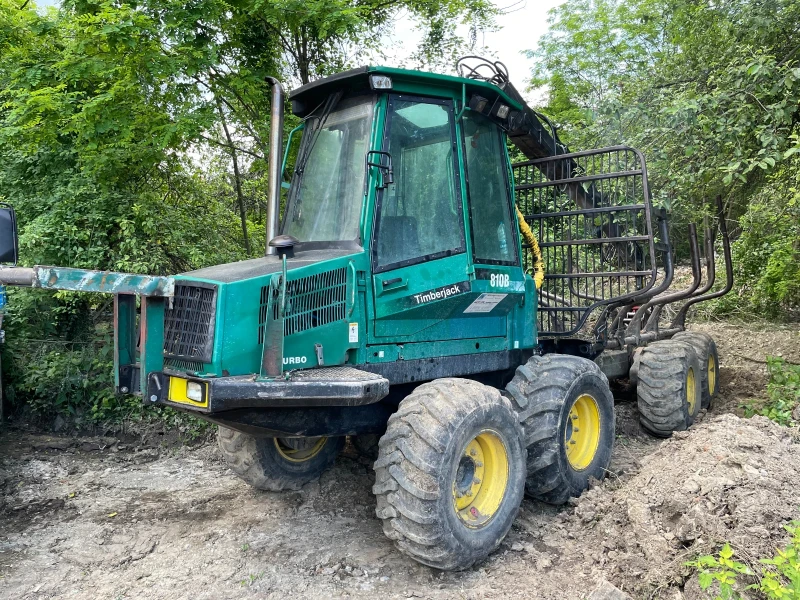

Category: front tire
[505, 354, 615, 505]
[373, 378, 526, 571]
[217, 427, 344, 491]
[637, 340, 702, 437]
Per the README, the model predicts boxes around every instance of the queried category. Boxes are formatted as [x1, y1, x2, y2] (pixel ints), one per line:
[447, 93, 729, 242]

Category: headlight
[186, 381, 203, 402]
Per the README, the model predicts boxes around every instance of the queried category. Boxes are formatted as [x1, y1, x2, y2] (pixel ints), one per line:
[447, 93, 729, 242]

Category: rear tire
[373, 378, 526, 571]
[217, 427, 344, 491]
[672, 331, 719, 409]
[505, 354, 615, 505]
[637, 340, 702, 437]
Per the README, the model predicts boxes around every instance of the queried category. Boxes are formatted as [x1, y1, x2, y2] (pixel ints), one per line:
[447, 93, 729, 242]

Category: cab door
[370, 94, 477, 342]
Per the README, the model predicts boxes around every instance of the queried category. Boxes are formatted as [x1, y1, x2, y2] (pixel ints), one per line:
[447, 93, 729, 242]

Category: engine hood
[180, 247, 361, 284]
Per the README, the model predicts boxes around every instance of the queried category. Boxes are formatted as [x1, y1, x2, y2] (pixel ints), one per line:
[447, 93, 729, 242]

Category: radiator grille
[163, 283, 217, 363]
[258, 268, 348, 342]
[164, 358, 204, 373]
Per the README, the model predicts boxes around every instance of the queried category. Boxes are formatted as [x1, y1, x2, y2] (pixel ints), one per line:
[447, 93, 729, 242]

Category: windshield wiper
[293, 91, 344, 179]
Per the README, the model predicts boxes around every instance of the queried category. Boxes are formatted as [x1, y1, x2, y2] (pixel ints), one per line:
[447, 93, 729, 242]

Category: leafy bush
[744, 357, 800, 426]
[686, 523, 800, 599]
[1, 287, 212, 437]
[714, 174, 800, 321]
[686, 544, 753, 600]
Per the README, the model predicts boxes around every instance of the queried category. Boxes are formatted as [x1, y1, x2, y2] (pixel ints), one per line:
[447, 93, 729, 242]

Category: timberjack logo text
[283, 356, 308, 365]
[413, 283, 465, 305]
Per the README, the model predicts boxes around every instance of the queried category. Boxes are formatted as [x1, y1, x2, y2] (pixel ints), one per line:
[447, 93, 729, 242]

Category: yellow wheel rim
[452, 430, 509, 528]
[707, 354, 717, 396]
[274, 437, 327, 463]
[565, 394, 601, 471]
[686, 367, 697, 415]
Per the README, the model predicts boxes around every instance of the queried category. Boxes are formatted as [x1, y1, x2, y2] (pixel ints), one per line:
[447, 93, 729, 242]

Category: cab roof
[288, 66, 525, 118]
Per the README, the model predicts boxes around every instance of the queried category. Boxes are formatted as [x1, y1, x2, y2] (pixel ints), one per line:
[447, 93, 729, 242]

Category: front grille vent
[163, 283, 217, 363]
[258, 268, 347, 342]
[163, 358, 204, 373]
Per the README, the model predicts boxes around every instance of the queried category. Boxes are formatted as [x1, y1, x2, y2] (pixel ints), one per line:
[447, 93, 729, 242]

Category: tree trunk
[218, 105, 251, 255]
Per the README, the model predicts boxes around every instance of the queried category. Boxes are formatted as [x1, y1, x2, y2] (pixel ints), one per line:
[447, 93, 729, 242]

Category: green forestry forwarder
[0, 57, 731, 570]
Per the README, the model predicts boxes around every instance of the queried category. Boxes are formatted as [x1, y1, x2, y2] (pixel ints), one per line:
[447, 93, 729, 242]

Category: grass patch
[744, 356, 800, 426]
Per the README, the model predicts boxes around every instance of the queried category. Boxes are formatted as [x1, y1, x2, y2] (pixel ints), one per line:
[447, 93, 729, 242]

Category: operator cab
[282, 67, 528, 347]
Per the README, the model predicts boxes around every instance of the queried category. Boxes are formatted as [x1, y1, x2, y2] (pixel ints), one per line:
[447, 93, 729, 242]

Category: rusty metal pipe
[265, 77, 285, 256]
[0, 267, 35, 286]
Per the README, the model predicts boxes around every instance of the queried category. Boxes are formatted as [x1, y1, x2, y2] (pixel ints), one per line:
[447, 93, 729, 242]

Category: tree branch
[197, 133, 263, 160]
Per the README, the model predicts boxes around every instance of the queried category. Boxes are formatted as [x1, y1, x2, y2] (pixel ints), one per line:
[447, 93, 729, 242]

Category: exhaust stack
[265, 77, 285, 256]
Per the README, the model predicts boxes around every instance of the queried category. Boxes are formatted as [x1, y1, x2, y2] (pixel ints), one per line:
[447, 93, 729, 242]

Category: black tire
[217, 427, 344, 491]
[672, 331, 719, 409]
[373, 378, 526, 571]
[636, 340, 702, 438]
[505, 354, 615, 505]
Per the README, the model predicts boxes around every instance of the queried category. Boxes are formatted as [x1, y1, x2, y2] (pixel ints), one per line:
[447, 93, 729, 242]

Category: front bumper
[144, 366, 390, 413]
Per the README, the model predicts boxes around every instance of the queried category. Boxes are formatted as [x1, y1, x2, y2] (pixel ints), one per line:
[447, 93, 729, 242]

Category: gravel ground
[0, 322, 798, 600]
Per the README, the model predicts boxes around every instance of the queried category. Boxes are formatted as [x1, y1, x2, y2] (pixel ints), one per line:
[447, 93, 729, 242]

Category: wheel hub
[565, 394, 601, 471]
[454, 455, 477, 497]
[452, 431, 509, 528]
[274, 437, 327, 463]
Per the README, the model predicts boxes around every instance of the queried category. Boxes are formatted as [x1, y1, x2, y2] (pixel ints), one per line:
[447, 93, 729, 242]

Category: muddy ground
[1, 321, 799, 600]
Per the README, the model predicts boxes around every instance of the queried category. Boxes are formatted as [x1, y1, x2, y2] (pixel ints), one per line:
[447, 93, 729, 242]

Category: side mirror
[0, 204, 18, 265]
[366, 151, 394, 189]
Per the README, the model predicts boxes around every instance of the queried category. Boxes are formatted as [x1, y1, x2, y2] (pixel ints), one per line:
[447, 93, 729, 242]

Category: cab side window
[462, 112, 518, 264]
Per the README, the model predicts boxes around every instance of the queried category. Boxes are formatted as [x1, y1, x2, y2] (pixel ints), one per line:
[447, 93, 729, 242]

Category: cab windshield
[282, 95, 375, 243]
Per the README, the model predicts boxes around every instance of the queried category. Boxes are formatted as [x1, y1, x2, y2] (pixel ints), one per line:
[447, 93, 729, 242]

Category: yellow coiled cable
[515, 205, 545, 290]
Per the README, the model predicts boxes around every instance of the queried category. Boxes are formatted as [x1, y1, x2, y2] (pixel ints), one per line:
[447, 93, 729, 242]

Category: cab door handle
[380, 277, 407, 292]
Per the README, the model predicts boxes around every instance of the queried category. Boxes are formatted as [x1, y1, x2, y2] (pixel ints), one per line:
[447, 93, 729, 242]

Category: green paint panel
[400, 336, 508, 361]
[139, 296, 165, 395]
[113, 294, 136, 388]
[199, 253, 369, 378]
[367, 67, 524, 111]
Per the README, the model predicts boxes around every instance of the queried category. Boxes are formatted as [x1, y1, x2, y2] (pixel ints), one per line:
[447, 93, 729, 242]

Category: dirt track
[1, 322, 798, 600]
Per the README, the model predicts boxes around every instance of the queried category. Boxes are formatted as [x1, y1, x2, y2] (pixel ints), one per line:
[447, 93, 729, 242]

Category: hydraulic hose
[515, 206, 545, 290]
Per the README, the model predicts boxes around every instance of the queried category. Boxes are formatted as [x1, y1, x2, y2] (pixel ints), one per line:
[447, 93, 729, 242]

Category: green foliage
[686, 544, 753, 600]
[743, 357, 800, 427]
[242, 0, 497, 84]
[686, 523, 800, 600]
[759, 525, 800, 600]
[0, 0, 494, 426]
[527, 0, 800, 318]
[714, 168, 800, 319]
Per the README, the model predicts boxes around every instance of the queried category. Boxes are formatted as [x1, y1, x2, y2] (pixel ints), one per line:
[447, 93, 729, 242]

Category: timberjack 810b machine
[0, 58, 731, 570]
